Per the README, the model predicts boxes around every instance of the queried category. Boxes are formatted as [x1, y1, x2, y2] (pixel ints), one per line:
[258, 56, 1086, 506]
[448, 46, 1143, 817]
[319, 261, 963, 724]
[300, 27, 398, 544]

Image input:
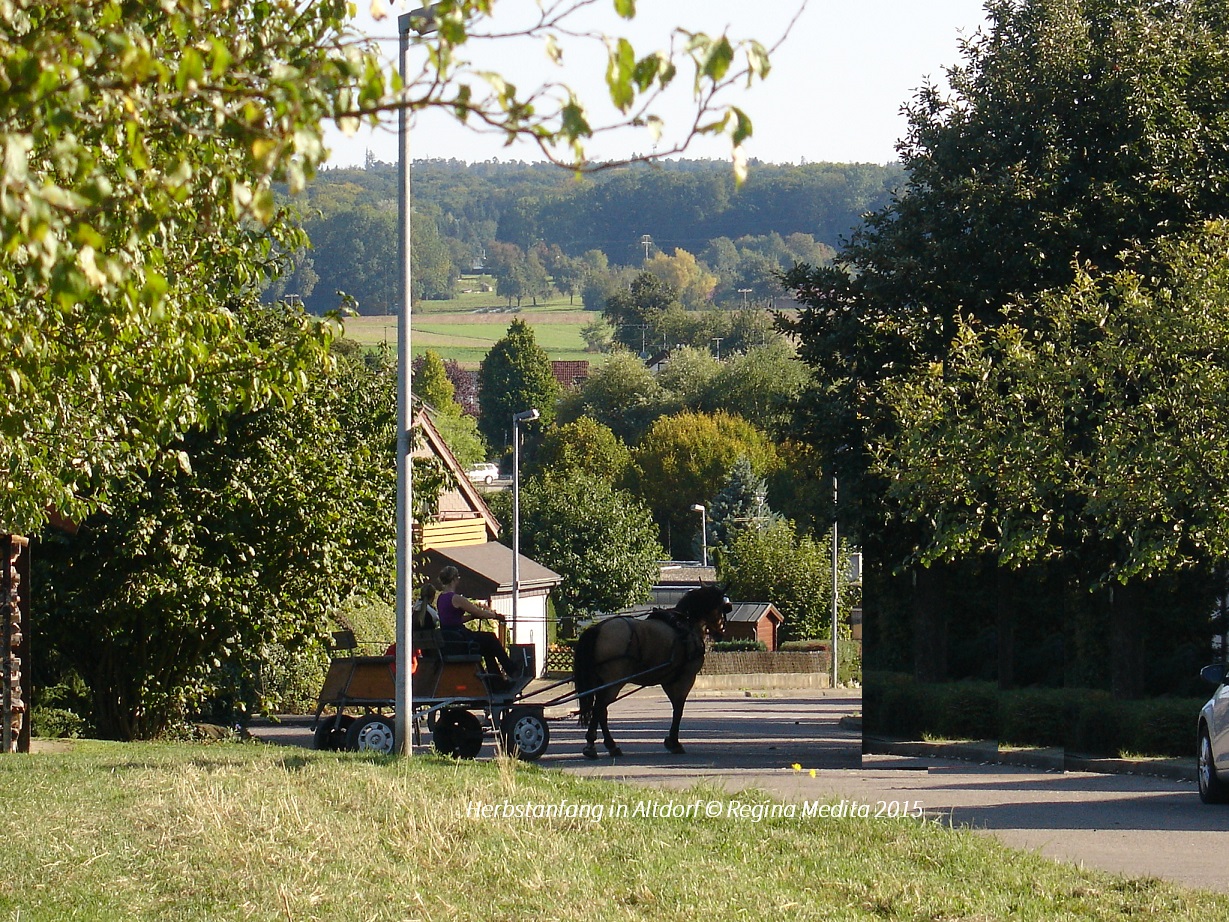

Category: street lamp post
[393, 6, 438, 756]
[691, 503, 708, 568]
[512, 409, 540, 651]
[831, 475, 839, 690]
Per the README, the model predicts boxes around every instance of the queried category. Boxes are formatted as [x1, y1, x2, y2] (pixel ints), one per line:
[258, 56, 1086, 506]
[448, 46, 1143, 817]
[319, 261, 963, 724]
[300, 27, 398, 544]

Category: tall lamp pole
[831, 475, 840, 690]
[394, 6, 438, 756]
[512, 409, 540, 648]
[691, 503, 708, 568]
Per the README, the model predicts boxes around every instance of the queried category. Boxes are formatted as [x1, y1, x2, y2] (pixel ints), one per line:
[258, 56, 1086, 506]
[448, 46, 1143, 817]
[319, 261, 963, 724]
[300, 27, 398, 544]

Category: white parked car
[466, 462, 500, 485]
[1198, 662, 1229, 803]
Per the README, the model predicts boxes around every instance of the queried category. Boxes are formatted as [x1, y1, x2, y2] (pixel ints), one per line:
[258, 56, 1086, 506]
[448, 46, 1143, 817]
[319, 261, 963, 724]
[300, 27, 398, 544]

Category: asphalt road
[250, 687, 1229, 894]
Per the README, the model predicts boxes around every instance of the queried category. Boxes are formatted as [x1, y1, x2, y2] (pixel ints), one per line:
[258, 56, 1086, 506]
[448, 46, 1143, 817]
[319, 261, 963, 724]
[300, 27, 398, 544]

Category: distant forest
[269, 157, 904, 316]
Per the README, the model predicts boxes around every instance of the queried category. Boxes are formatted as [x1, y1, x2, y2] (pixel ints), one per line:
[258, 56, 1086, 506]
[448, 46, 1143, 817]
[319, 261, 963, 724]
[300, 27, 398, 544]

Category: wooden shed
[723, 602, 785, 651]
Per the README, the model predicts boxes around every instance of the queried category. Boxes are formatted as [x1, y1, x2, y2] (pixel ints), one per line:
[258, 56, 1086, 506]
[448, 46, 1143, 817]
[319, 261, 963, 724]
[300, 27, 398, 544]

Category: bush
[30, 707, 85, 739]
[934, 682, 999, 741]
[999, 688, 1070, 748]
[712, 640, 768, 652]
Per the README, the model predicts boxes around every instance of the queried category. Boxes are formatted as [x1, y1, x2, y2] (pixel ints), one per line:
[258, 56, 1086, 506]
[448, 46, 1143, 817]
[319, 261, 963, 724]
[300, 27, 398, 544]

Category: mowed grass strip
[0, 742, 1224, 921]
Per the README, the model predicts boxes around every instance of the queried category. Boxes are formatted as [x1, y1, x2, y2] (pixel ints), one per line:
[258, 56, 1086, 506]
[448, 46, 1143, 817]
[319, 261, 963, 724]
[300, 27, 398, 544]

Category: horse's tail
[573, 625, 601, 727]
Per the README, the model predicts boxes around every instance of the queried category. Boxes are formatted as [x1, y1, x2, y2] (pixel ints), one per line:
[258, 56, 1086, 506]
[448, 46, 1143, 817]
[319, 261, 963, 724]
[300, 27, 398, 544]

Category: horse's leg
[662, 675, 696, 754]
[599, 684, 624, 756]
[582, 695, 601, 759]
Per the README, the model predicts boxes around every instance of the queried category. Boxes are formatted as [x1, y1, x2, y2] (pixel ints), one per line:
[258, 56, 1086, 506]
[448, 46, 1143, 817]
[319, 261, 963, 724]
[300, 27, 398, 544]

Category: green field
[3, 740, 1225, 921]
[342, 304, 599, 368]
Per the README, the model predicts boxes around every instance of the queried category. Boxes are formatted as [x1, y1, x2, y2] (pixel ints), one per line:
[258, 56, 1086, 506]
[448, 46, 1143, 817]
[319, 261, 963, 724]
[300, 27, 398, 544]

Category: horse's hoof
[582, 746, 599, 760]
[664, 738, 685, 754]
[606, 746, 623, 758]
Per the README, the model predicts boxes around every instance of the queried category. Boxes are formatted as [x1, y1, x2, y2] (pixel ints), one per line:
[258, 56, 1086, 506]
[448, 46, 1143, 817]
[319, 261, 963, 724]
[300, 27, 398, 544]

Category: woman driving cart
[436, 566, 522, 684]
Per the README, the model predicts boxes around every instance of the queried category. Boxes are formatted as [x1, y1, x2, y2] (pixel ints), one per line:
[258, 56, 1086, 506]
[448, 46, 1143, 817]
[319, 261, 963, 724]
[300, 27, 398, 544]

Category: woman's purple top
[437, 591, 464, 629]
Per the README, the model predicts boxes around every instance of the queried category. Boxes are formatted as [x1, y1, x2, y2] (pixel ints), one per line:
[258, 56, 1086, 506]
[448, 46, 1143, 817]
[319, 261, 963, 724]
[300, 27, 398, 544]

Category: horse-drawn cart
[311, 630, 551, 761]
[311, 586, 731, 761]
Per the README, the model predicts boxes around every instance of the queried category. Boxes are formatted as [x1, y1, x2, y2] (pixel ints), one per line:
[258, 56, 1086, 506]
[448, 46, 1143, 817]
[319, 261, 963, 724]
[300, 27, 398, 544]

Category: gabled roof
[727, 602, 783, 624]
[413, 405, 501, 540]
[421, 542, 562, 598]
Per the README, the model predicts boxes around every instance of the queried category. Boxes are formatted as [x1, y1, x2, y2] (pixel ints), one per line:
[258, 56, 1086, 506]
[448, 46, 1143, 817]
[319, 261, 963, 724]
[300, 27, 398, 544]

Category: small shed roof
[726, 602, 783, 624]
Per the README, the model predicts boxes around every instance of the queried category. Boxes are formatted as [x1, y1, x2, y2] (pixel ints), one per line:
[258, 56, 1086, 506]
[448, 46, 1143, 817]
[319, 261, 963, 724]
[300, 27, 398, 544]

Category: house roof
[656, 562, 717, 586]
[421, 542, 562, 598]
[413, 405, 501, 539]
[551, 360, 590, 390]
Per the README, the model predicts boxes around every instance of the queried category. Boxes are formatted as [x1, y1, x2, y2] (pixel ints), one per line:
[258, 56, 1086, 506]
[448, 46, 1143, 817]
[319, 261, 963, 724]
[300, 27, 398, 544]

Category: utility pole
[640, 234, 652, 261]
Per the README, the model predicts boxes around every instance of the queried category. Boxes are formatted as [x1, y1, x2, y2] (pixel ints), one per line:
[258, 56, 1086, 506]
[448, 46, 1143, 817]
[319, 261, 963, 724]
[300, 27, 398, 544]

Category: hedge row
[863, 671, 1204, 759]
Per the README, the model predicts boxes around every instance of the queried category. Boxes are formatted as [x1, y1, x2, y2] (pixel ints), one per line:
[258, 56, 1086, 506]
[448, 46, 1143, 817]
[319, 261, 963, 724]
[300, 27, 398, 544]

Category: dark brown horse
[573, 585, 730, 759]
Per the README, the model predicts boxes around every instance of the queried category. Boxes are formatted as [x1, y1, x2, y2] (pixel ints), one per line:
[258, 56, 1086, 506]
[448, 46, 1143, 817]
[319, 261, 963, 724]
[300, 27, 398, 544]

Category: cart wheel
[313, 713, 355, 751]
[346, 714, 396, 754]
[432, 708, 484, 759]
[499, 706, 549, 762]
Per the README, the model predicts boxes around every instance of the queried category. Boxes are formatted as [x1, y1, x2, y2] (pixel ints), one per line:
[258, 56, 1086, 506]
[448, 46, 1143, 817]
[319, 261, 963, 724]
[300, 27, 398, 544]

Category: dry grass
[1, 741, 1226, 920]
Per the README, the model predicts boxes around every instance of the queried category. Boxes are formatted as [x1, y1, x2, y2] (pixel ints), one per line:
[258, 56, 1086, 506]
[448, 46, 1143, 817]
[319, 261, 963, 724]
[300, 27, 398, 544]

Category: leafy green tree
[701, 341, 809, 437]
[783, 0, 1229, 693]
[565, 350, 665, 442]
[604, 272, 680, 352]
[536, 417, 632, 484]
[30, 309, 432, 739]
[719, 519, 854, 642]
[489, 473, 663, 629]
[656, 346, 722, 413]
[630, 410, 780, 557]
[580, 313, 616, 353]
[1, 0, 778, 536]
[415, 349, 487, 466]
[477, 319, 561, 450]
[415, 350, 458, 413]
[881, 223, 1229, 695]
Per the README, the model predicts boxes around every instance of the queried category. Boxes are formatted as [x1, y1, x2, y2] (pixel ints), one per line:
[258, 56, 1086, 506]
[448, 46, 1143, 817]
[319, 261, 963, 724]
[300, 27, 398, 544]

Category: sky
[324, 0, 990, 168]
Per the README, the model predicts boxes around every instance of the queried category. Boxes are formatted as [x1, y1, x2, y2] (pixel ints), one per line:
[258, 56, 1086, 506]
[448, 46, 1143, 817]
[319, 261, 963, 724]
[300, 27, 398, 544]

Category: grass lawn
[2, 740, 1226, 920]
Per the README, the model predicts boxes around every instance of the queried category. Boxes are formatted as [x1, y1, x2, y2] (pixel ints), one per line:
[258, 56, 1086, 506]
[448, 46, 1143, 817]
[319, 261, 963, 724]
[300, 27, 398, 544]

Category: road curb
[864, 735, 1197, 782]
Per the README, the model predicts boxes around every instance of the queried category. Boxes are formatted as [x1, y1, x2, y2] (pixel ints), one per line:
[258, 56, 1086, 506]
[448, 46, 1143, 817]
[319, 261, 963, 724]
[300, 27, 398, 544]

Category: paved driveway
[250, 687, 1229, 893]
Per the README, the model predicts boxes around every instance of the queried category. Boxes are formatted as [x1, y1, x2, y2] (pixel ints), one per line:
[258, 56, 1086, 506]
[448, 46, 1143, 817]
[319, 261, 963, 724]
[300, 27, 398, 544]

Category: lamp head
[513, 409, 541, 422]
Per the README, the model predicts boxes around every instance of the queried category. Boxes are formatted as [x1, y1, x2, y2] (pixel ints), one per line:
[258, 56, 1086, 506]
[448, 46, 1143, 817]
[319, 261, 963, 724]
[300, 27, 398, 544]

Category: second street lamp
[691, 503, 708, 568]
[511, 408, 540, 659]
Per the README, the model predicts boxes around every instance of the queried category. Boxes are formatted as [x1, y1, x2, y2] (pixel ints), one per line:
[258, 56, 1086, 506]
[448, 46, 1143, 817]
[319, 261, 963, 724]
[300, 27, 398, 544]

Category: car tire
[1198, 728, 1228, 804]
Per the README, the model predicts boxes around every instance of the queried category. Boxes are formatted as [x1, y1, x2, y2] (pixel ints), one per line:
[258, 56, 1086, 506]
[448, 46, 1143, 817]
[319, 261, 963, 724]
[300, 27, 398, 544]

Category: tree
[2, 0, 782, 535]
[564, 350, 665, 443]
[644, 248, 718, 309]
[476, 319, 561, 450]
[629, 410, 780, 557]
[415, 349, 487, 466]
[30, 308, 437, 739]
[719, 519, 853, 642]
[708, 457, 783, 563]
[603, 272, 679, 352]
[580, 313, 616, 353]
[701, 341, 809, 437]
[880, 223, 1229, 696]
[536, 417, 632, 484]
[783, 0, 1229, 693]
[655, 346, 722, 413]
[489, 472, 663, 629]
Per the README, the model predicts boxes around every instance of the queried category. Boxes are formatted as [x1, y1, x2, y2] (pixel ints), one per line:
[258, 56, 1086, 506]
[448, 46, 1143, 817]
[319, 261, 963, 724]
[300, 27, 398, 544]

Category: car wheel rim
[1200, 735, 1214, 793]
